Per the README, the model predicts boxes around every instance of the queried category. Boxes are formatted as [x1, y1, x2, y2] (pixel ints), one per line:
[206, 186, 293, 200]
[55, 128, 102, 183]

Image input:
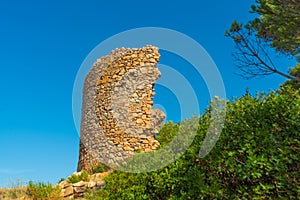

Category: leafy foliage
[225, 0, 300, 83]
[251, 0, 300, 57]
[67, 171, 89, 183]
[87, 163, 110, 175]
[155, 121, 179, 148]
[283, 63, 300, 89]
[86, 87, 300, 199]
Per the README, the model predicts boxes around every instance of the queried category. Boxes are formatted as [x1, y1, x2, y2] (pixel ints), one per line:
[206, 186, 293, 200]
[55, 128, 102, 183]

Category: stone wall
[77, 45, 165, 171]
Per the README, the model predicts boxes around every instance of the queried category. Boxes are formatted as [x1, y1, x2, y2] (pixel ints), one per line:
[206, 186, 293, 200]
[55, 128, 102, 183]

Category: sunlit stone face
[77, 46, 165, 171]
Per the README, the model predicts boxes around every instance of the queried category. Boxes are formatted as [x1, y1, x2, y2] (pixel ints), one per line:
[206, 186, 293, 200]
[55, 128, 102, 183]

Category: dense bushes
[87, 86, 299, 199]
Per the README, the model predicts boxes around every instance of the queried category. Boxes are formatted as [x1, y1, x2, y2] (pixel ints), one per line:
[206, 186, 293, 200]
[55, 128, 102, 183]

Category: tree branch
[226, 26, 300, 82]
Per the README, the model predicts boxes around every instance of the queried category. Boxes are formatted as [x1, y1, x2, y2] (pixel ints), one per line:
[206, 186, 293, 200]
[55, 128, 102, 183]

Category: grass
[0, 187, 27, 200]
[0, 179, 26, 199]
[26, 181, 61, 200]
[0, 166, 110, 199]
[0, 179, 61, 200]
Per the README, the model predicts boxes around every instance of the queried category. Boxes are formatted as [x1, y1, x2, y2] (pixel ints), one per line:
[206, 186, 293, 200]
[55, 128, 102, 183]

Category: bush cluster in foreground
[86, 86, 299, 199]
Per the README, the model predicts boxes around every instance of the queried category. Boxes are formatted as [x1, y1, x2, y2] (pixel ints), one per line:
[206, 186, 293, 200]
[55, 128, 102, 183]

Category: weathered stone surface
[62, 185, 73, 197]
[72, 181, 86, 187]
[77, 45, 165, 171]
[73, 186, 86, 194]
[87, 181, 96, 188]
[59, 171, 111, 199]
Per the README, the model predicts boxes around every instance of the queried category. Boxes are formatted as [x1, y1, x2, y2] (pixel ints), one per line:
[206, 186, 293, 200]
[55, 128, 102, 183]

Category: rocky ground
[0, 170, 111, 200]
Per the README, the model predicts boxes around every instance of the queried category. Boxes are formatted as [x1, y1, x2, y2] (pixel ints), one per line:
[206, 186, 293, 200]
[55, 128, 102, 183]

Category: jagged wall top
[77, 45, 165, 171]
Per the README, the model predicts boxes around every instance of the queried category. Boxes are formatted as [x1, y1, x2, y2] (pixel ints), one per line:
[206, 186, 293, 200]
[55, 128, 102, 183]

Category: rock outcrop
[77, 45, 165, 171]
[59, 171, 111, 199]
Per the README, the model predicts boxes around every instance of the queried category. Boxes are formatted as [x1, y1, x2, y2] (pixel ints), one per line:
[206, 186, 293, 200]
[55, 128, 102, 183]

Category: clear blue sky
[0, 0, 295, 187]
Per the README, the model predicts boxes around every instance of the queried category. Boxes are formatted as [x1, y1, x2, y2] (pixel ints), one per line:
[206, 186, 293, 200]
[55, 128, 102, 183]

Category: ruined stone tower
[77, 45, 165, 171]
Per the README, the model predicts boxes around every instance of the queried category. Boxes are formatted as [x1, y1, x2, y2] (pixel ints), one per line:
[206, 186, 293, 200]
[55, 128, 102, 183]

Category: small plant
[89, 163, 109, 174]
[67, 171, 89, 183]
[26, 181, 61, 200]
[57, 178, 65, 184]
[135, 149, 142, 153]
[85, 188, 106, 200]
[85, 163, 110, 175]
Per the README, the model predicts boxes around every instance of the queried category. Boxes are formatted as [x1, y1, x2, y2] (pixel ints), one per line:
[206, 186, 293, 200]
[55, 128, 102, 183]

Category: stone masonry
[77, 45, 165, 171]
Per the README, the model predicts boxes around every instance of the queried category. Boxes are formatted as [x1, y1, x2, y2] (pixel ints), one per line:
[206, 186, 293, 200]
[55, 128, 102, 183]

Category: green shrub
[156, 121, 179, 148]
[87, 88, 300, 199]
[88, 163, 109, 175]
[26, 181, 61, 200]
[86, 172, 150, 200]
[135, 149, 142, 153]
[67, 171, 89, 183]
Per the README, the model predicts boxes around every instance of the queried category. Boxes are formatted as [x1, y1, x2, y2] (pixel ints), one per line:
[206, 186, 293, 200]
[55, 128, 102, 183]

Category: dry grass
[0, 179, 32, 200]
[0, 187, 27, 200]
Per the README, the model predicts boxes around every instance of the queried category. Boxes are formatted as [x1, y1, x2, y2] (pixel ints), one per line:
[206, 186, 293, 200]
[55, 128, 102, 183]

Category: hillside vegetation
[1, 86, 298, 200]
[85, 86, 299, 199]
